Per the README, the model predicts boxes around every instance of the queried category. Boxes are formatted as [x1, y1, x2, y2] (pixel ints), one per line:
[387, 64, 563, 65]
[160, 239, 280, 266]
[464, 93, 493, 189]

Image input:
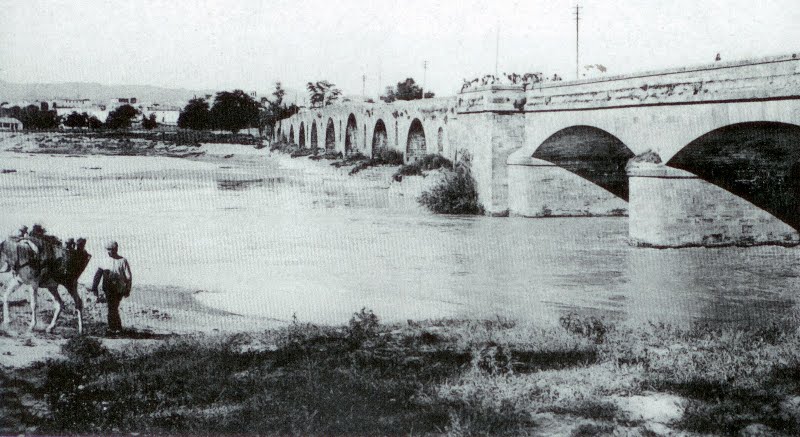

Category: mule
[0, 237, 91, 334]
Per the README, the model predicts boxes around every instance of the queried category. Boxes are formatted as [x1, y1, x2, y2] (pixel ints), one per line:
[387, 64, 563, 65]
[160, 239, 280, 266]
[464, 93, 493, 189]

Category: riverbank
[2, 306, 799, 436]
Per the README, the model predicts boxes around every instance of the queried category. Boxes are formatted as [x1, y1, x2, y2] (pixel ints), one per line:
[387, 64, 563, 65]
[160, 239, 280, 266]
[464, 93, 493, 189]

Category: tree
[142, 113, 158, 130]
[105, 104, 138, 129]
[393, 78, 434, 101]
[257, 82, 299, 139]
[306, 81, 342, 108]
[14, 104, 61, 129]
[380, 86, 396, 103]
[209, 90, 260, 133]
[87, 115, 103, 130]
[178, 98, 211, 130]
[64, 111, 87, 129]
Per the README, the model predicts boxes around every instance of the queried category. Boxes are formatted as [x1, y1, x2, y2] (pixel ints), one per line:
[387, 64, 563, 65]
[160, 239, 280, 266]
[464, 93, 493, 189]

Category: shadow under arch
[533, 125, 635, 200]
[406, 118, 426, 162]
[325, 118, 335, 152]
[310, 121, 318, 149]
[298, 122, 306, 148]
[372, 119, 388, 158]
[345, 113, 358, 156]
[668, 121, 800, 231]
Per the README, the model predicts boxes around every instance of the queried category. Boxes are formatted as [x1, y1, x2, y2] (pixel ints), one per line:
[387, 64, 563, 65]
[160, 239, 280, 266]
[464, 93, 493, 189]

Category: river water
[1, 146, 798, 327]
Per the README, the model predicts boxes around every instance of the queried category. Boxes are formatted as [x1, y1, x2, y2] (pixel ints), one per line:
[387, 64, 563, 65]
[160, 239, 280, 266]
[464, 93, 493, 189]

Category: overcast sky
[1, 0, 799, 98]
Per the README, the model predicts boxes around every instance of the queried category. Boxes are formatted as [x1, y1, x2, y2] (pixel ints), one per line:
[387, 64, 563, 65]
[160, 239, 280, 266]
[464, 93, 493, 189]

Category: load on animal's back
[1, 225, 92, 334]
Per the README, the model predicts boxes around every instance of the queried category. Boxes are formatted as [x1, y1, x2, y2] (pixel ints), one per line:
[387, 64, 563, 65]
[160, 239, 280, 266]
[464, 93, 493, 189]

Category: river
[1, 146, 798, 327]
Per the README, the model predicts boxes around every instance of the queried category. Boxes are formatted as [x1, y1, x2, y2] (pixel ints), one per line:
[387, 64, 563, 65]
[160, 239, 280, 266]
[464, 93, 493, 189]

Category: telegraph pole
[422, 60, 428, 99]
[574, 4, 582, 80]
[495, 19, 500, 77]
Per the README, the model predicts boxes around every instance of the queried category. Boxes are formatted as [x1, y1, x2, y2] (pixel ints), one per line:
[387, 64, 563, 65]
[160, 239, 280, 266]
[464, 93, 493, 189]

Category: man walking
[89, 241, 132, 336]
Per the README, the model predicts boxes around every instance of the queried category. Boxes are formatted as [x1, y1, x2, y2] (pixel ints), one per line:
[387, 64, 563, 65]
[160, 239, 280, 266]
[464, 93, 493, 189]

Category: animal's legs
[1, 277, 21, 326]
[45, 284, 64, 334]
[65, 281, 83, 335]
[28, 283, 38, 331]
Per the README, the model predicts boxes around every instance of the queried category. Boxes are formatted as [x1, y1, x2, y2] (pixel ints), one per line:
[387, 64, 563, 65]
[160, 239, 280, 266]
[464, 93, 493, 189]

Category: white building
[0, 117, 22, 131]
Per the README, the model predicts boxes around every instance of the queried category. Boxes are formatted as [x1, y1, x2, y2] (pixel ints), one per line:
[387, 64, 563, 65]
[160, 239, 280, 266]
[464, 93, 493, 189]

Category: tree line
[1, 103, 161, 130]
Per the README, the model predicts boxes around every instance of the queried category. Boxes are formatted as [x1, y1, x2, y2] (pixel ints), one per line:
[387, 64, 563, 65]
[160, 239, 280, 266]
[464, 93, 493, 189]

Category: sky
[1, 0, 799, 99]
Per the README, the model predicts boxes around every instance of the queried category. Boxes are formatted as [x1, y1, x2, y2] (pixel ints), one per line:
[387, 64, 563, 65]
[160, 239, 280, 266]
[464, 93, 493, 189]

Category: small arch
[299, 122, 306, 148]
[325, 118, 336, 152]
[533, 125, 635, 200]
[437, 127, 444, 154]
[406, 118, 426, 162]
[289, 125, 295, 144]
[668, 122, 800, 230]
[372, 119, 388, 158]
[345, 113, 358, 156]
[310, 121, 318, 149]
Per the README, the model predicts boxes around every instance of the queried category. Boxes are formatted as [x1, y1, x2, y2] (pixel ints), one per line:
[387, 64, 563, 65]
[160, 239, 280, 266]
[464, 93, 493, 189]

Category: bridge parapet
[456, 85, 525, 114]
[524, 53, 800, 111]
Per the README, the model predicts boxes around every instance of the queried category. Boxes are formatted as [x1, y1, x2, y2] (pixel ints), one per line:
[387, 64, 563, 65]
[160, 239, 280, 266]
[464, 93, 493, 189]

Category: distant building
[0, 117, 22, 131]
[144, 103, 181, 125]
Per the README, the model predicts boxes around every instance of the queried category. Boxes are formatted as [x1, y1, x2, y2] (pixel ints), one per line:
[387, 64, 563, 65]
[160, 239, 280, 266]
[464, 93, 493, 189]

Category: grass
[3, 312, 800, 436]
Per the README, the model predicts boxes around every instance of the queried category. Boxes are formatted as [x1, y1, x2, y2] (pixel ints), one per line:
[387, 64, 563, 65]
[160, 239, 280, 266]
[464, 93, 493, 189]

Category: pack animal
[0, 236, 91, 334]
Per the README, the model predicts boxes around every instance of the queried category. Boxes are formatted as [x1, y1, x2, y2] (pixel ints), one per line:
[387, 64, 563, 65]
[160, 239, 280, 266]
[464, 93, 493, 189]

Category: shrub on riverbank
[418, 168, 485, 215]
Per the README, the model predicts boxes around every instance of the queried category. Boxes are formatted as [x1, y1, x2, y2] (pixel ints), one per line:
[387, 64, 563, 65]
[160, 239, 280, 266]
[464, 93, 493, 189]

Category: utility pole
[422, 60, 428, 99]
[574, 4, 582, 80]
[495, 19, 500, 77]
[362, 73, 366, 97]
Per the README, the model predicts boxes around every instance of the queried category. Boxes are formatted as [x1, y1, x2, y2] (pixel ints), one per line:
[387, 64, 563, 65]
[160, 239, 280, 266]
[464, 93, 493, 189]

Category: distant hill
[0, 80, 217, 105]
[0, 80, 308, 107]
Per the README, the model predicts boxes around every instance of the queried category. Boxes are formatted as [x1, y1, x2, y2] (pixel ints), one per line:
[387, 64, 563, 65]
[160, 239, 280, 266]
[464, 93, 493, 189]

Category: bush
[347, 307, 380, 344]
[559, 313, 613, 344]
[393, 154, 453, 181]
[61, 336, 111, 363]
[418, 170, 485, 215]
[349, 149, 405, 175]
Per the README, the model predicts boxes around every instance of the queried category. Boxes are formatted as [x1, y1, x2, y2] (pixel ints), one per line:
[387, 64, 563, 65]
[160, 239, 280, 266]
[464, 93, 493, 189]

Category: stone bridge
[279, 53, 800, 248]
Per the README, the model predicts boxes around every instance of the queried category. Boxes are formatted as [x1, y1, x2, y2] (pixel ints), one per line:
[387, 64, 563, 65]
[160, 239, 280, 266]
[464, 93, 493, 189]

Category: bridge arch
[310, 121, 318, 149]
[437, 127, 444, 154]
[668, 121, 800, 231]
[406, 118, 426, 162]
[372, 119, 388, 158]
[298, 122, 306, 148]
[345, 113, 358, 156]
[532, 125, 635, 200]
[325, 118, 336, 152]
[289, 125, 295, 145]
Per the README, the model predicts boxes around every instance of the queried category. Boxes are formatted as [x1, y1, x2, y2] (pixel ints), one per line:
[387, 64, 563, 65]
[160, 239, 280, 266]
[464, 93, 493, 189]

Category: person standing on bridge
[89, 241, 132, 336]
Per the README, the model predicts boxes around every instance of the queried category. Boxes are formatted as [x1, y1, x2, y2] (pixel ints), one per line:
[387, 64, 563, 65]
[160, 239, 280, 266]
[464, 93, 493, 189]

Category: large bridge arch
[507, 124, 633, 217]
[667, 121, 800, 231]
[533, 125, 635, 200]
[345, 113, 358, 156]
[406, 118, 426, 162]
[325, 118, 336, 152]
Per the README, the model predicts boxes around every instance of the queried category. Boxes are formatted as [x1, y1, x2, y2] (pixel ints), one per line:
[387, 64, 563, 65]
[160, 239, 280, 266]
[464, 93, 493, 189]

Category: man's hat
[105, 241, 118, 250]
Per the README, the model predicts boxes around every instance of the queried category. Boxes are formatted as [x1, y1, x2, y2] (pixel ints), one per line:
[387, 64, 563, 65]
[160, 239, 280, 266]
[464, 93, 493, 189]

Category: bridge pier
[507, 156, 628, 217]
[627, 160, 800, 247]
